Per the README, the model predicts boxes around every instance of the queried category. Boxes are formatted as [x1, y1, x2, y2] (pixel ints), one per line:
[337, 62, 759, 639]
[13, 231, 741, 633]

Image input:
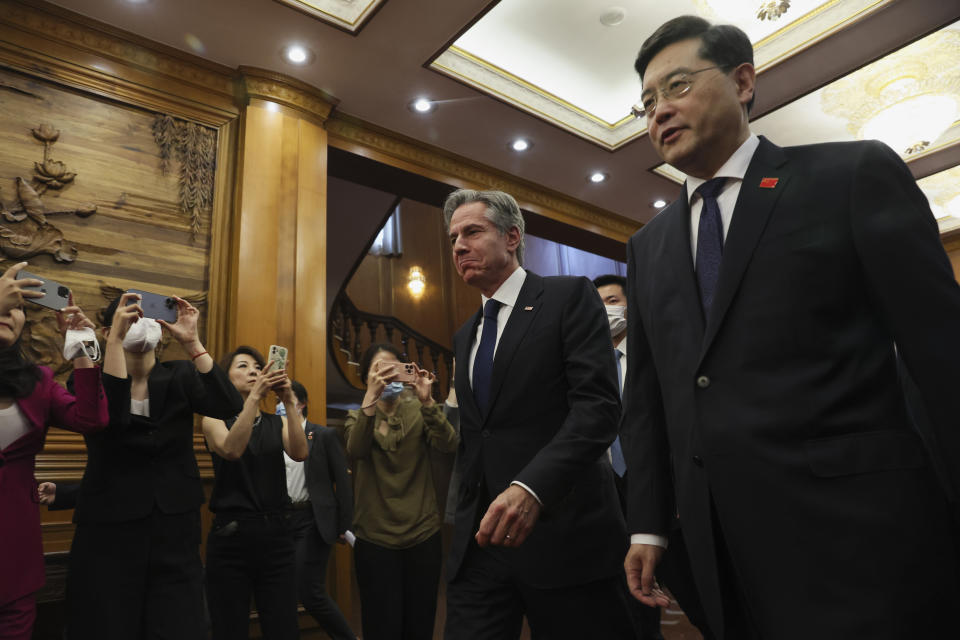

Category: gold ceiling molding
[431, 46, 646, 152]
[0, 0, 238, 125]
[326, 113, 640, 242]
[697, 0, 891, 72]
[237, 66, 339, 122]
[272, 0, 387, 34]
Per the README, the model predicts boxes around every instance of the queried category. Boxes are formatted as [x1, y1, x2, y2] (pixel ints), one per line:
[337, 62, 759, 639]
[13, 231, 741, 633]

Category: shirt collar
[615, 335, 627, 357]
[481, 266, 526, 310]
[686, 133, 759, 205]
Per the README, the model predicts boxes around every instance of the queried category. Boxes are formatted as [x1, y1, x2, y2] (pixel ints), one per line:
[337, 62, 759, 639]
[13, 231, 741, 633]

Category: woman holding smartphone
[201, 345, 308, 640]
[0, 262, 109, 640]
[344, 343, 459, 640]
[66, 291, 243, 640]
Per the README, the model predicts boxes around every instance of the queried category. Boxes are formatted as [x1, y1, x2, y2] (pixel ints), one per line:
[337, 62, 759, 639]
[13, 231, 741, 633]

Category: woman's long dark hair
[0, 338, 42, 398]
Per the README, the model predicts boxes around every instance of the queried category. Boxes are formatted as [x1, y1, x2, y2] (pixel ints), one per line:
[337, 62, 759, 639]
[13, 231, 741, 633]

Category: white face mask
[122, 317, 162, 353]
[63, 327, 101, 361]
[605, 305, 626, 336]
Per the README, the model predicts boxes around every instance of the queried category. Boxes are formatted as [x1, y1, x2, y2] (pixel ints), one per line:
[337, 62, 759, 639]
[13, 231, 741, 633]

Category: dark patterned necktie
[609, 348, 626, 477]
[695, 177, 728, 314]
[472, 299, 501, 412]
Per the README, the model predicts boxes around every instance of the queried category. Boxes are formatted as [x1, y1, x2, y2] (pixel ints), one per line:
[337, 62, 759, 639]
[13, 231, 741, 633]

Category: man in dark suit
[621, 15, 960, 640]
[284, 381, 355, 640]
[442, 189, 634, 639]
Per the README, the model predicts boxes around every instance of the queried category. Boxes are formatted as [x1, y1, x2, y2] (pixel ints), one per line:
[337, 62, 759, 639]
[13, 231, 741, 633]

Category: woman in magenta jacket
[0, 262, 111, 640]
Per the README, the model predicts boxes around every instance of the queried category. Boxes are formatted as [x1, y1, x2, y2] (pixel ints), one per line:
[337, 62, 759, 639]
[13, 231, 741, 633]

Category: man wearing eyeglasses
[620, 15, 960, 640]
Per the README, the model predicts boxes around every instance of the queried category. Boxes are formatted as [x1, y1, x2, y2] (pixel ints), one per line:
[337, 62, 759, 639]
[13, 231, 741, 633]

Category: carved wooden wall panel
[0, 67, 214, 378]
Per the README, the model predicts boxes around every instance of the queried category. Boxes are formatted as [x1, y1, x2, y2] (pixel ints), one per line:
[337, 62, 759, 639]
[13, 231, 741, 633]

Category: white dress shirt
[631, 134, 761, 549]
[0, 402, 30, 450]
[465, 267, 542, 504]
[687, 134, 759, 266]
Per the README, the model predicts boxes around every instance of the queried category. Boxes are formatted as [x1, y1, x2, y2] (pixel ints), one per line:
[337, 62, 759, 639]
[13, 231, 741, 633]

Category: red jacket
[0, 366, 108, 605]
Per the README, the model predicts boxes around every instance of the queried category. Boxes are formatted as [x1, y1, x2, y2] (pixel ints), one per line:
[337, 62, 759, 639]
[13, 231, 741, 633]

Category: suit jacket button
[696, 375, 711, 388]
[692, 455, 704, 467]
[481, 430, 491, 438]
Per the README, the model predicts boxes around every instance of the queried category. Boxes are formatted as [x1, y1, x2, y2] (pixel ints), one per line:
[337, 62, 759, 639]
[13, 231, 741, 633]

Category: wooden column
[232, 68, 354, 625]
[233, 67, 335, 416]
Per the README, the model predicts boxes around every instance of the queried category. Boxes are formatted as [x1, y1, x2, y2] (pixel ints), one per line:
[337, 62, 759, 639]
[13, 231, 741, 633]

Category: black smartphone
[126, 289, 178, 323]
[16, 270, 71, 311]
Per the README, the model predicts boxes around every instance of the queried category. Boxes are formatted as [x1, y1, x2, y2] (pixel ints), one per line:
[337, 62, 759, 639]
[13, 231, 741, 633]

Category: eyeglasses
[631, 66, 725, 119]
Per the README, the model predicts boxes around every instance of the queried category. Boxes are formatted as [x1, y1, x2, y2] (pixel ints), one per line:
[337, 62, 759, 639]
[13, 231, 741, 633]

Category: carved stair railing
[329, 292, 454, 402]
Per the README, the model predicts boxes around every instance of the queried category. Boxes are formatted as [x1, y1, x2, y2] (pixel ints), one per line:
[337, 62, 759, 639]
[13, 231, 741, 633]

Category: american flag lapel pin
[759, 177, 779, 189]
[524, 306, 534, 311]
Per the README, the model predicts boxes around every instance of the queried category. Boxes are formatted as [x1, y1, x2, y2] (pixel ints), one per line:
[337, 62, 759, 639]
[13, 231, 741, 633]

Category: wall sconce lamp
[407, 266, 426, 297]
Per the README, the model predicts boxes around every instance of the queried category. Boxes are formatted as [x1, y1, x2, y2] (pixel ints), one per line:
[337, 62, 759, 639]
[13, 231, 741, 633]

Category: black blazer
[74, 360, 243, 523]
[448, 272, 627, 588]
[622, 137, 960, 639]
[304, 421, 353, 544]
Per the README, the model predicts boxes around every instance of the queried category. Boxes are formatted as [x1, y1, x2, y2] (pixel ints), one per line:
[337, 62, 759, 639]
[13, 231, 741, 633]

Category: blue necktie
[472, 299, 501, 412]
[695, 177, 727, 314]
[610, 348, 627, 477]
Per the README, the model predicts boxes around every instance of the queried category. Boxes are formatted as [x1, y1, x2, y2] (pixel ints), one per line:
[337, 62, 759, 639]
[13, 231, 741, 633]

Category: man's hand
[38, 482, 57, 506]
[476, 484, 541, 548]
[625, 543, 670, 608]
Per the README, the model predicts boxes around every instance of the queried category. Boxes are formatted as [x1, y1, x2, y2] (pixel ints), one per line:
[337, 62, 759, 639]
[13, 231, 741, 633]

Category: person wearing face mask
[201, 346, 308, 640]
[593, 274, 712, 640]
[65, 292, 243, 640]
[0, 262, 109, 640]
[343, 343, 459, 640]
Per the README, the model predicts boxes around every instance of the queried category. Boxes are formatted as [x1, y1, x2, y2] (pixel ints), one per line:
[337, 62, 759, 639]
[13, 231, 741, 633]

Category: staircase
[329, 291, 454, 403]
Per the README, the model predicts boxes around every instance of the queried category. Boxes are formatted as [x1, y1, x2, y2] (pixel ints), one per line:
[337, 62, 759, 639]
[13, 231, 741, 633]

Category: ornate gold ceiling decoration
[821, 30, 960, 157]
[272, 0, 386, 33]
[431, 0, 889, 151]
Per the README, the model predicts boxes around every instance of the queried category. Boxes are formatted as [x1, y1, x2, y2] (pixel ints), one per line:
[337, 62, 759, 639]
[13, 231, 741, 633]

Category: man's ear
[100, 326, 110, 340]
[733, 62, 756, 109]
[505, 226, 522, 254]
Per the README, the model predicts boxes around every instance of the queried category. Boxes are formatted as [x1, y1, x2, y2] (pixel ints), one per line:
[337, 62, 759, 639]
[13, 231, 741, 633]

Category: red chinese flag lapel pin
[759, 177, 779, 189]
[524, 306, 534, 311]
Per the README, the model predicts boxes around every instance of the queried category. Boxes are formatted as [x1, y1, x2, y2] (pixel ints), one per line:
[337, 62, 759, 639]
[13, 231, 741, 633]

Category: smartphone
[385, 362, 418, 383]
[16, 270, 70, 311]
[126, 289, 178, 323]
[268, 345, 288, 372]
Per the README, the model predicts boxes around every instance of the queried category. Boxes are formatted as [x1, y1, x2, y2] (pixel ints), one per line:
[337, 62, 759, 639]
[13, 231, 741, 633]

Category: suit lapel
[147, 362, 173, 420]
[484, 272, 544, 422]
[699, 137, 790, 362]
[661, 195, 706, 339]
[455, 309, 482, 425]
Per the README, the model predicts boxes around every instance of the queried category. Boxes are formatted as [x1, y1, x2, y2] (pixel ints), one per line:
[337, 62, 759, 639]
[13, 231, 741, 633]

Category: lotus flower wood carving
[0, 123, 99, 263]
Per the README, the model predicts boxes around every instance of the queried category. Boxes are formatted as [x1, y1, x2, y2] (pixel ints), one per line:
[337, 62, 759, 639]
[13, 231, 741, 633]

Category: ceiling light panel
[273, 0, 386, 33]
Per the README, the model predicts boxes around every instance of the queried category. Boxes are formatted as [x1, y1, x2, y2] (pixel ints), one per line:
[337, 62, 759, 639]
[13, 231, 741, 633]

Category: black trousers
[353, 532, 442, 640]
[205, 514, 299, 640]
[289, 509, 355, 640]
[66, 508, 205, 640]
[444, 540, 636, 640]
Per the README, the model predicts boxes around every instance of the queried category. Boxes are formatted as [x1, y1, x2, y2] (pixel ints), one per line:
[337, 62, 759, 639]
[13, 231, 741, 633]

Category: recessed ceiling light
[284, 45, 310, 65]
[599, 7, 626, 27]
[653, 199, 667, 208]
[510, 138, 531, 152]
[589, 172, 608, 183]
[411, 98, 434, 113]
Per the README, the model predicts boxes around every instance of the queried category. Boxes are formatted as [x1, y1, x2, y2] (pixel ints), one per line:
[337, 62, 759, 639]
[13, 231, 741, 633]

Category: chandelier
[821, 30, 960, 156]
